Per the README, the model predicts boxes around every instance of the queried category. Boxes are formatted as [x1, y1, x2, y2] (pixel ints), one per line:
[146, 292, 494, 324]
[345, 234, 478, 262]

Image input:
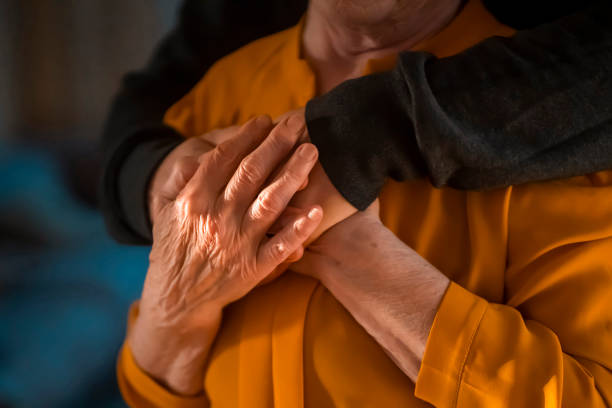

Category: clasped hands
[131, 112, 449, 396]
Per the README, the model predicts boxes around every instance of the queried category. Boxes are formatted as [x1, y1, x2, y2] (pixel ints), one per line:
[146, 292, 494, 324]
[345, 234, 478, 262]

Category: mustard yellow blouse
[117, 1, 612, 406]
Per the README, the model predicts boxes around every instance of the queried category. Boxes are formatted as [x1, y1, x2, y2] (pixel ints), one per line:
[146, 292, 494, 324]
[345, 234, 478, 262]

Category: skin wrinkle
[296, 204, 449, 382]
[129, 116, 326, 395]
[304, 0, 462, 94]
[147, 197, 232, 327]
[131, 0, 472, 392]
[309, 0, 460, 55]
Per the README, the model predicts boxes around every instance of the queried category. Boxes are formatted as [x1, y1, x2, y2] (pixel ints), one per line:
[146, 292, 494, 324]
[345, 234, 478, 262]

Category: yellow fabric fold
[118, 344, 209, 408]
[415, 282, 488, 407]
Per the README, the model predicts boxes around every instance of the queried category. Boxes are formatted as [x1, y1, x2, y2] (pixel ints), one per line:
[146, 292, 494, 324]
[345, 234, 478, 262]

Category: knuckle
[237, 157, 264, 185]
[172, 157, 197, 182]
[293, 217, 307, 235]
[175, 191, 201, 217]
[268, 129, 293, 152]
[271, 172, 301, 199]
[269, 241, 289, 261]
[280, 167, 301, 186]
[223, 181, 239, 203]
[212, 140, 236, 162]
[252, 190, 282, 219]
[197, 150, 209, 164]
[242, 115, 271, 134]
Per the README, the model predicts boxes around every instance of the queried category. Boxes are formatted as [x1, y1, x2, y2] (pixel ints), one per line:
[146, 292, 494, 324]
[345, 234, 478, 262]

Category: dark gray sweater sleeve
[306, 0, 612, 210]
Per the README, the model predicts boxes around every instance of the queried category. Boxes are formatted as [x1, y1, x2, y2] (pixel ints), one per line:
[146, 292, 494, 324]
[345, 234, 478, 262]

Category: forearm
[128, 300, 222, 396]
[312, 219, 450, 381]
[306, 0, 612, 211]
[348, 236, 448, 382]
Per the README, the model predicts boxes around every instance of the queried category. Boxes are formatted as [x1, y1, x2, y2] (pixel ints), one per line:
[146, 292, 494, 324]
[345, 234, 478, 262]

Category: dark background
[0, 1, 180, 407]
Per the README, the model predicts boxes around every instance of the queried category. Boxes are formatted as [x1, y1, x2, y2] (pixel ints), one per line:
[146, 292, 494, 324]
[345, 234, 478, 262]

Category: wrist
[129, 303, 222, 396]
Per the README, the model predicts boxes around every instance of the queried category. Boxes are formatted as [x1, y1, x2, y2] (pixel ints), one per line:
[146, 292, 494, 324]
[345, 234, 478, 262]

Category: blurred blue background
[0, 1, 181, 407]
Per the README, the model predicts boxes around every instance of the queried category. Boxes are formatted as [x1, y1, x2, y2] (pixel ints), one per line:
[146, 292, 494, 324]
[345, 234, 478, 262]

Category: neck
[302, 0, 463, 94]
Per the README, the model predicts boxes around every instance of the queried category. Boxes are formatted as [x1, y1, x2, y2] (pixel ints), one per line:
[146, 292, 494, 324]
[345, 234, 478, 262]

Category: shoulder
[169, 26, 297, 134]
[207, 27, 295, 82]
[197, 25, 296, 111]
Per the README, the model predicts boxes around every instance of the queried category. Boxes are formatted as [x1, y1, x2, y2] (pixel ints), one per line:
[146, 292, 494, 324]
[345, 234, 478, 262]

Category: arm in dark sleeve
[100, 0, 307, 244]
[306, 0, 612, 210]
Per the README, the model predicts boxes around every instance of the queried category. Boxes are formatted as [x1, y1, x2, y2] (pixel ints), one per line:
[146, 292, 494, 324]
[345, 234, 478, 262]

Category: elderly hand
[248, 107, 357, 282]
[291, 204, 450, 382]
[130, 115, 323, 396]
[148, 126, 243, 226]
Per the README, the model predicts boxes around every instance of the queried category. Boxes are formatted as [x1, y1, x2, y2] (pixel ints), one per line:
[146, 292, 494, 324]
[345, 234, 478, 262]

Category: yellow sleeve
[116, 304, 209, 408]
[415, 177, 612, 407]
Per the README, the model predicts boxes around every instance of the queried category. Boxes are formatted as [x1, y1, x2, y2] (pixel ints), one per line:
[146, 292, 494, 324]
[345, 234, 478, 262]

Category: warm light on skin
[172, 196, 217, 258]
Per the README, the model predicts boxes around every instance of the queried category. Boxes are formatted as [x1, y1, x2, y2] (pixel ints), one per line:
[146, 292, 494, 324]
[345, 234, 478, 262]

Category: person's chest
[200, 59, 513, 408]
[194, 2, 524, 404]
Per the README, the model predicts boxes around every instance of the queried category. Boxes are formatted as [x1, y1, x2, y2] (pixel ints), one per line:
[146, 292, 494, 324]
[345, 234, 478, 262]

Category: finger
[158, 155, 200, 202]
[268, 206, 304, 234]
[267, 159, 309, 192]
[222, 114, 306, 215]
[190, 115, 273, 198]
[263, 132, 310, 188]
[150, 155, 200, 224]
[298, 176, 309, 191]
[197, 125, 240, 147]
[244, 143, 318, 237]
[256, 206, 322, 275]
[269, 206, 308, 261]
[286, 246, 305, 263]
[258, 245, 303, 286]
[273, 107, 306, 127]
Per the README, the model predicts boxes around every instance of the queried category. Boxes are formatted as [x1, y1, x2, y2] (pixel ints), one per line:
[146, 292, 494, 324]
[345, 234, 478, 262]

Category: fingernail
[299, 144, 317, 160]
[286, 114, 305, 134]
[308, 207, 322, 220]
[256, 115, 271, 127]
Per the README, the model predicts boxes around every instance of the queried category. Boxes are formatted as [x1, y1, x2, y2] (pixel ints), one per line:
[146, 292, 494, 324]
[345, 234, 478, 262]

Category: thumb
[159, 156, 200, 203]
[150, 154, 201, 227]
[198, 125, 240, 146]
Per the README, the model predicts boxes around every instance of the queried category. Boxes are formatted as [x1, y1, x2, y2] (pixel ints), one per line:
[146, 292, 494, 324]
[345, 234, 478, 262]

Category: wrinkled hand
[264, 108, 358, 280]
[131, 115, 323, 395]
[148, 126, 240, 226]
[290, 201, 383, 291]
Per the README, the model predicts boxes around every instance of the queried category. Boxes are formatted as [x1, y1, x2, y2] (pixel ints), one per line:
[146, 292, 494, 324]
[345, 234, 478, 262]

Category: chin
[319, 0, 409, 26]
